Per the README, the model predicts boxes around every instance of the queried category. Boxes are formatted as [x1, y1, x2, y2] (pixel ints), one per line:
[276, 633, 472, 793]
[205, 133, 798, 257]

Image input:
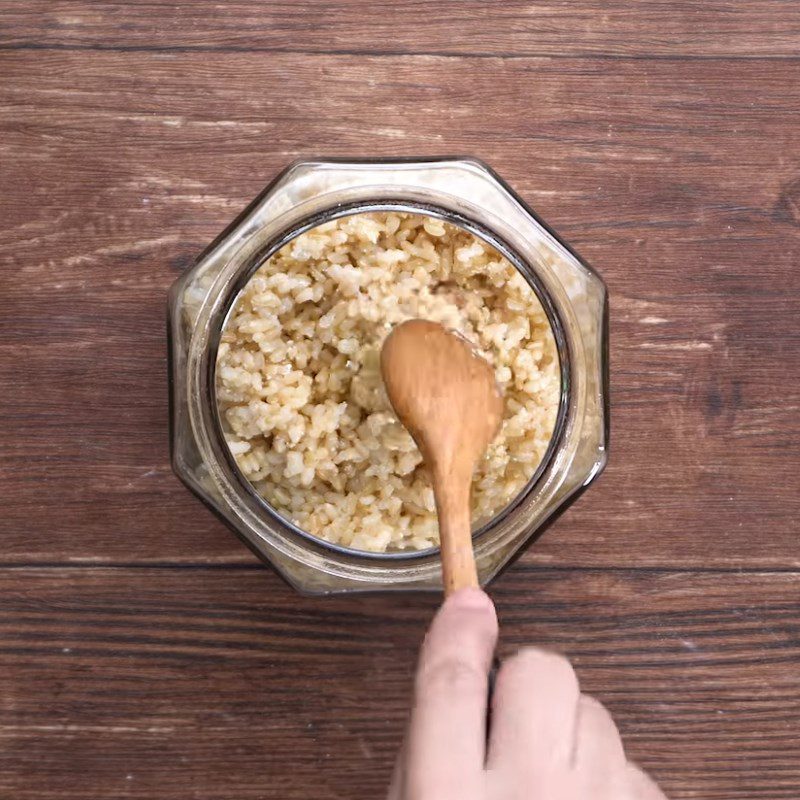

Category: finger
[571, 695, 627, 798]
[406, 588, 498, 800]
[627, 764, 668, 800]
[487, 648, 580, 776]
[573, 695, 626, 770]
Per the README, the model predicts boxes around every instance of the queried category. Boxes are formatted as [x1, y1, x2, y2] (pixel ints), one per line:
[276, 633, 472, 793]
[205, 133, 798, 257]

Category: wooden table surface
[2, 3, 800, 798]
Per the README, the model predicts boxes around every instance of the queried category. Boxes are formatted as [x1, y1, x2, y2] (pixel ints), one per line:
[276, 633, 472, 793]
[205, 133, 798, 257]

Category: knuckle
[580, 693, 613, 722]
[503, 646, 579, 692]
[579, 694, 622, 741]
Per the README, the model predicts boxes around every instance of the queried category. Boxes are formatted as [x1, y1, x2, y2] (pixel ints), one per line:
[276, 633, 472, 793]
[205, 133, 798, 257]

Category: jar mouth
[204, 200, 572, 562]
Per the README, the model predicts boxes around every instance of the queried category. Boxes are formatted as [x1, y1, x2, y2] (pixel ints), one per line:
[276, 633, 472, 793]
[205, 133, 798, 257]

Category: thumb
[405, 589, 498, 799]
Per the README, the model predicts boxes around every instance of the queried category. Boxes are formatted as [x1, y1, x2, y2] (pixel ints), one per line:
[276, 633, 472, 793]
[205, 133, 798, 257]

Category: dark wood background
[1, 2, 799, 798]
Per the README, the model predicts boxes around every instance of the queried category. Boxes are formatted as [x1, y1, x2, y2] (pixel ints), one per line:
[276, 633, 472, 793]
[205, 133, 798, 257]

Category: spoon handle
[433, 471, 479, 596]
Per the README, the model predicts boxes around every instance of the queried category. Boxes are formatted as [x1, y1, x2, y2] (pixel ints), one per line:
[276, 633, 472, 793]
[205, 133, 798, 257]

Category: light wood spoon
[381, 319, 504, 595]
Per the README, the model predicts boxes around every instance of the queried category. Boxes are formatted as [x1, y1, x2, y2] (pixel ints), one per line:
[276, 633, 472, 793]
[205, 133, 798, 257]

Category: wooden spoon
[381, 319, 504, 595]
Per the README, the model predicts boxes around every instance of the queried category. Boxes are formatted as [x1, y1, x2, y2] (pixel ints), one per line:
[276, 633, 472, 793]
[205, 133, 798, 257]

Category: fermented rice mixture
[216, 212, 560, 552]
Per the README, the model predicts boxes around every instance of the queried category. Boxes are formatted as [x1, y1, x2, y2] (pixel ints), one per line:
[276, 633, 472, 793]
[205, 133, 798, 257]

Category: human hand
[388, 588, 666, 800]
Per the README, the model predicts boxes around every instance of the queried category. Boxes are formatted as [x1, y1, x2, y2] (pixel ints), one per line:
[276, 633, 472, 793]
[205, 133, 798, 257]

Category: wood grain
[1, 3, 799, 799]
[2, 1, 800, 57]
[0, 567, 798, 799]
[1, 51, 798, 567]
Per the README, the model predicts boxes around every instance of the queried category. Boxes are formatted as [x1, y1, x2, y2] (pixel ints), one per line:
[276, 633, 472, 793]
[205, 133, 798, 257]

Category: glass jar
[168, 158, 608, 595]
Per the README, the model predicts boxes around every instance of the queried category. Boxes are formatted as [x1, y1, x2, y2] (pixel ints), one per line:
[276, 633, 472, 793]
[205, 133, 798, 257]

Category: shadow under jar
[168, 158, 608, 595]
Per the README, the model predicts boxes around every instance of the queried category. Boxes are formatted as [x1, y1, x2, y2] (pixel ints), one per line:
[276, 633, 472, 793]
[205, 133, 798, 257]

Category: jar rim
[201, 199, 573, 562]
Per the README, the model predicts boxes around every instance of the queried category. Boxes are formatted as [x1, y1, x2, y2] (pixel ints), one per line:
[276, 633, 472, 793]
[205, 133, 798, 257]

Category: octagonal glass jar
[168, 157, 608, 595]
